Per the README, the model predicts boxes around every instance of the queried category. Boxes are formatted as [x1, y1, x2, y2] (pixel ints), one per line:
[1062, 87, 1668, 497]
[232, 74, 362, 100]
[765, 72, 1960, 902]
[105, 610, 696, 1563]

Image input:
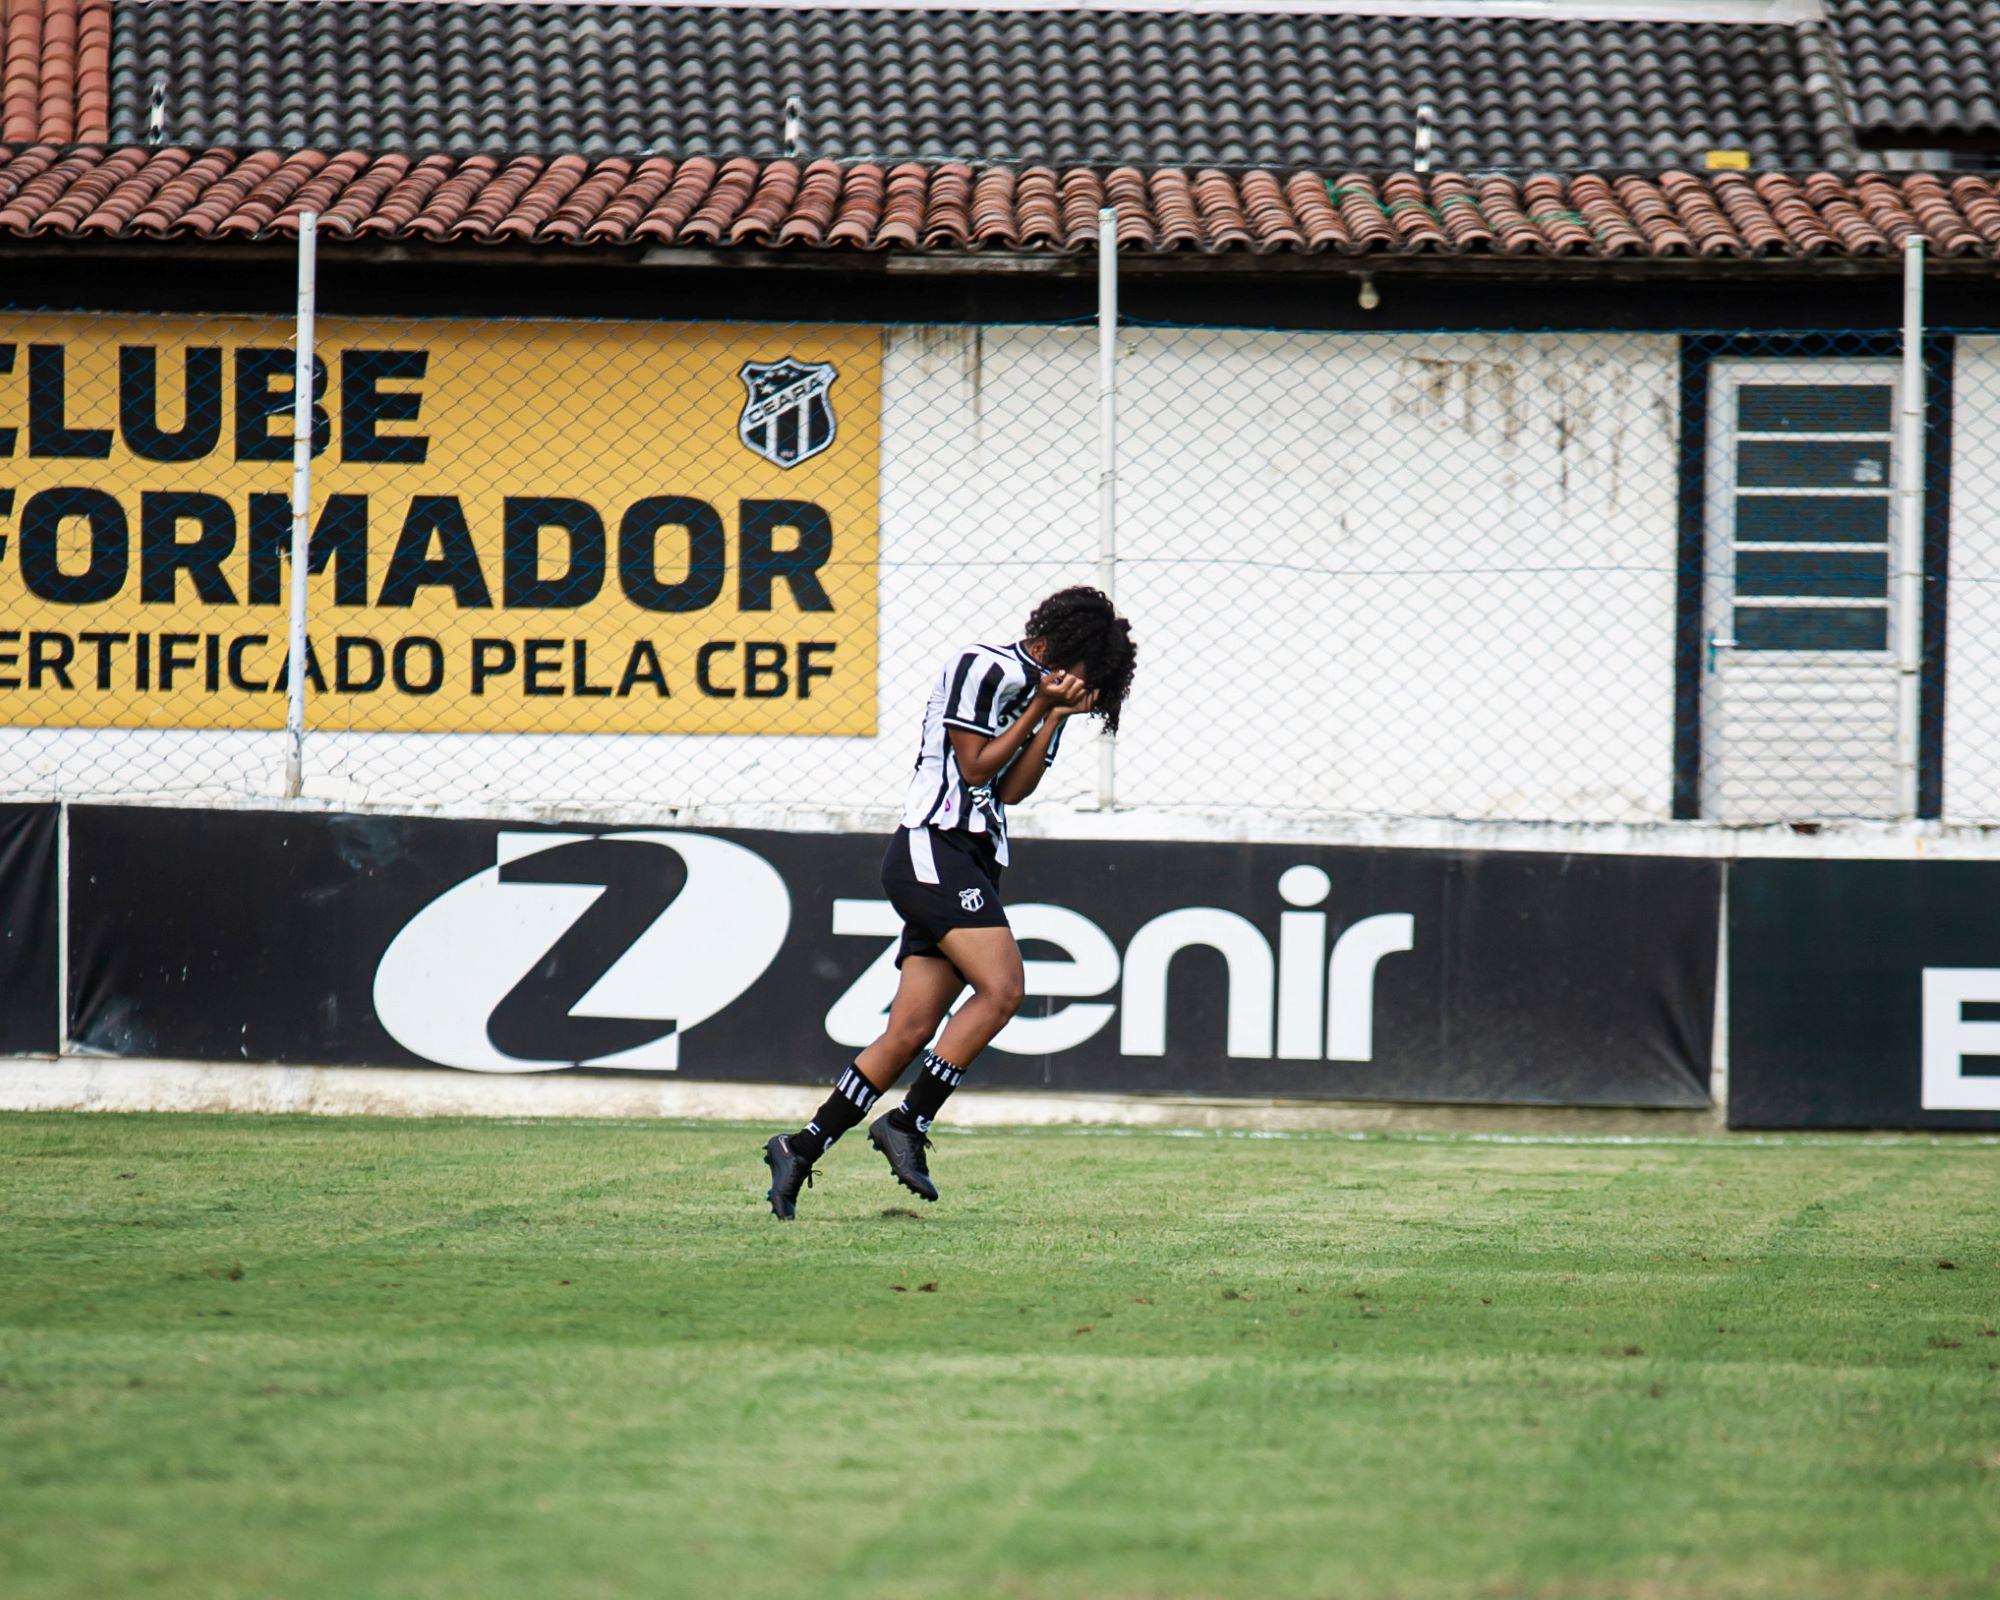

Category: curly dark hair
[1023, 585, 1138, 734]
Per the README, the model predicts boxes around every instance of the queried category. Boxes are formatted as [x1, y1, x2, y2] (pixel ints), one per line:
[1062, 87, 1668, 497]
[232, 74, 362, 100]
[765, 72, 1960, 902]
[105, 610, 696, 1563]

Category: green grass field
[2, 1113, 1997, 1600]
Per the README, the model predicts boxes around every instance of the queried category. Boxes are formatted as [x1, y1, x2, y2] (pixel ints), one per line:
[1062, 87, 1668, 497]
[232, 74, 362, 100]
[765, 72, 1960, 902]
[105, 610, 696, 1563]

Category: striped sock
[895, 1050, 966, 1134]
[791, 1064, 880, 1162]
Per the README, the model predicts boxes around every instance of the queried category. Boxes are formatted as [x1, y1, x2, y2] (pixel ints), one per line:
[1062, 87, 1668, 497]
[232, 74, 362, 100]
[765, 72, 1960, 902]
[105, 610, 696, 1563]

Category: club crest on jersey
[959, 888, 985, 912]
[738, 358, 838, 468]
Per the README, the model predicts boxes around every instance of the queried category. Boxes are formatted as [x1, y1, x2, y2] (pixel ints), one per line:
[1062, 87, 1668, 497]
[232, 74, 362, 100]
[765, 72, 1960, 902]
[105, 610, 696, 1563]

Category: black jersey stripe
[944, 651, 979, 723]
[970, 664, 1004, 728]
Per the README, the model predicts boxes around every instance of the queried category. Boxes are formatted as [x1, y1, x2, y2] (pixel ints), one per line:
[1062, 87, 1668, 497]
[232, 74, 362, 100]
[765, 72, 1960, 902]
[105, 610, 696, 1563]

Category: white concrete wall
[4, 325, 1684, 827]
[1111, 328, 1679, 819]
[1946, 336, 2000, 823]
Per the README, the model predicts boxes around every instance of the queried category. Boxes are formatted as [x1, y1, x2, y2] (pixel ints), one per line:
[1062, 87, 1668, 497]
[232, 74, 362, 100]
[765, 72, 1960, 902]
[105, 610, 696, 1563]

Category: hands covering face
[1040, 669, 1098, 715]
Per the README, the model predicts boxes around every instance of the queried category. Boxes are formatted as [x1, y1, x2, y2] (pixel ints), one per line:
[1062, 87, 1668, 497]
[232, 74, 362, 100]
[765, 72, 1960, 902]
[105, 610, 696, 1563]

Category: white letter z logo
[374, 831, 789, 1073]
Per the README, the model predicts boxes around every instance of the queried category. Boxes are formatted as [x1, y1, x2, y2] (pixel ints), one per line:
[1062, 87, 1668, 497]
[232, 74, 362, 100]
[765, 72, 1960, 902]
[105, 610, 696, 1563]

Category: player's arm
[994, 690, 1095, 804]
[946, 670, 1086, 786]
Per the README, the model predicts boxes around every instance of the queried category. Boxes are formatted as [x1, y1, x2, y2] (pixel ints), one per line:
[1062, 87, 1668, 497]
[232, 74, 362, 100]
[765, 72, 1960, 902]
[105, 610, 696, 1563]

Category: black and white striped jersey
[899, 639, 1065, 865]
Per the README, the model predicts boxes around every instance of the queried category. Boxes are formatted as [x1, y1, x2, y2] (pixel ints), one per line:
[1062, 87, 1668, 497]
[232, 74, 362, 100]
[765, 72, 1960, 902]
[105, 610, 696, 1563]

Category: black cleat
[763, 1134, 815, 1220]
[869, 1112, 939, 1203]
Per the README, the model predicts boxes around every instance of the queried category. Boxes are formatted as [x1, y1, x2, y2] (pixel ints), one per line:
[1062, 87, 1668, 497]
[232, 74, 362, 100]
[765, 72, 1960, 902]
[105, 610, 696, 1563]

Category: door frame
[1673, 333, 1955, 821]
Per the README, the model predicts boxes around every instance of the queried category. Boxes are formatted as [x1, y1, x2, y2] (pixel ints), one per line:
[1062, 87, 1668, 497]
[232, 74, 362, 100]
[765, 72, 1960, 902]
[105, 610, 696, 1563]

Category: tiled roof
[1, 144, 1997, 262]
[1826, 0, 2000, 145]
[0, 0, 110, 143]
[108, 0, 1858, 171]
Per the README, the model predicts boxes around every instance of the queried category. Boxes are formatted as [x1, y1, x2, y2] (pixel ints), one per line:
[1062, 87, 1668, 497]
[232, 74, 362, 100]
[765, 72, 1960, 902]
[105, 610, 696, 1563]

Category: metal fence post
[1894, 232, 1926, 822]
[284, 211, 319, 799]
[1096, 203, 1118, 810]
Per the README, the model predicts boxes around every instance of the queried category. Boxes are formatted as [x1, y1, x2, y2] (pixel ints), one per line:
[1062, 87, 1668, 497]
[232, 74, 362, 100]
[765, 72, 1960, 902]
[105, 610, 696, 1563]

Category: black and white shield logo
[738, 358, 838, 468]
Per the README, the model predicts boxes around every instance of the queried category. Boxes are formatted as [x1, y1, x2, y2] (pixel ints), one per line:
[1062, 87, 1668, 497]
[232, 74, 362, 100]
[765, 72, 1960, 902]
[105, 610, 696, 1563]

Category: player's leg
[869, 924, 1025, 1201]
[854, 953, 965, 1090]
[931, 925, 1025, 1067]
[764, 952, 961, 1219]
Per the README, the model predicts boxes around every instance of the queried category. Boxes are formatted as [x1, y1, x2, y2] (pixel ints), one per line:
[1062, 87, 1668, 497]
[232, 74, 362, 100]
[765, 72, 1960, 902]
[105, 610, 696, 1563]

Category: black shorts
[881, 825, 1009, 967]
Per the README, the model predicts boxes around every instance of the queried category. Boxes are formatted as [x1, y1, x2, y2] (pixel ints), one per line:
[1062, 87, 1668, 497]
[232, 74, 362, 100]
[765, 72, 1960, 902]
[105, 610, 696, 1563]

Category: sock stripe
[921, 1050, 965, 1088]
[836, 1065, 881, 1111]
[794, 1065, 882, 1161]
[899, 1049, 965, 1136]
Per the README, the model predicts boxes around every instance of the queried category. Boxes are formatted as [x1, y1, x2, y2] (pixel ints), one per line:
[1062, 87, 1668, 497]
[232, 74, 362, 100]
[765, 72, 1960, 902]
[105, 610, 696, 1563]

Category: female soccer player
[763, 585, 1137, 1218]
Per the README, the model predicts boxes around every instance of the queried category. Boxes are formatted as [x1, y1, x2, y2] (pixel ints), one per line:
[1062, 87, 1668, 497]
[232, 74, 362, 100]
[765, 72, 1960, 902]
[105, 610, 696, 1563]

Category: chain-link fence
[2, 246, 1993, 829]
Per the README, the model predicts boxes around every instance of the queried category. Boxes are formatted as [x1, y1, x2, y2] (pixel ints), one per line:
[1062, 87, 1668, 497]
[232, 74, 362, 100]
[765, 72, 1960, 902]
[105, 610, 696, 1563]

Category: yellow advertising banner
[0, 313, 881, 733]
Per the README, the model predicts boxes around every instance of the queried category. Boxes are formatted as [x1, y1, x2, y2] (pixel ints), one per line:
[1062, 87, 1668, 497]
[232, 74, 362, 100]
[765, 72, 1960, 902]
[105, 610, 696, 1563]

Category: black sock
[790, 1064, 880, 1162]
[894, 1050, 965, 1134]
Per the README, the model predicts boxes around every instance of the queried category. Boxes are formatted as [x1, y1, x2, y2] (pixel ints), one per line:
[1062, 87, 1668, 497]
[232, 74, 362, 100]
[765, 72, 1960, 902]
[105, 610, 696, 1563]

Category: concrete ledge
[0, 1056, 1725, 1135]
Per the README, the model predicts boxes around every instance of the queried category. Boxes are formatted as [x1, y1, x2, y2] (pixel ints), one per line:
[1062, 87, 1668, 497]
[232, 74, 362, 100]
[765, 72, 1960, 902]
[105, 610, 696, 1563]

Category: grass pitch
[2, 1113, 1997, 1600]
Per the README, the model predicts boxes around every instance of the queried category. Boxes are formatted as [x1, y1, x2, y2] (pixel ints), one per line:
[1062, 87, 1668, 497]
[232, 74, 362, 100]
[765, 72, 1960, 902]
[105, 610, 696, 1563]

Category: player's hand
[1038, 669, 1083, 707]
[1041, 672, 1095, 713]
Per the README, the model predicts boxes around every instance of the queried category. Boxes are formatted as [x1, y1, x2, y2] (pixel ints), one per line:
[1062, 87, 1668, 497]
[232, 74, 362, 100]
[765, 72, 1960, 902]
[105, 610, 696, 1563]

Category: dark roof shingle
[108, 1, 1857, 171]
[2, 143, 1995, 260]
[1827, 0, 2000, 144]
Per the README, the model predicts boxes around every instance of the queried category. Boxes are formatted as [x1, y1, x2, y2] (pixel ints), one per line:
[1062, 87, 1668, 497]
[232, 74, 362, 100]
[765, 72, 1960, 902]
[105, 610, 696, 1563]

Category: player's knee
[884, 1018, 933, 1057]
[983, 970, 1025, 1018]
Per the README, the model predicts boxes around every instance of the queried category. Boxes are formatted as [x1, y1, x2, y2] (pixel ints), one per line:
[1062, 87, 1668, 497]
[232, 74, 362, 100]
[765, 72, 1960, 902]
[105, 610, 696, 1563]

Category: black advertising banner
[1731, 859, 2000, 1129]
[0, 803, 59, 1056]
[68, 806, 1718, 1107]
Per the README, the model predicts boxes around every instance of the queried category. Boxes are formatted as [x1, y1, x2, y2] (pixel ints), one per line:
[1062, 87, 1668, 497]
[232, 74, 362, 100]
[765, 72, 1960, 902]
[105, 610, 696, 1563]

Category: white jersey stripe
[908, 825, 940, 884]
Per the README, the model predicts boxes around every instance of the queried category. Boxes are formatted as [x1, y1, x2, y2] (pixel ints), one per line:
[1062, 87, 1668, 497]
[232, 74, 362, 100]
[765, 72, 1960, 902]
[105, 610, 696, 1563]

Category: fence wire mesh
[0, 289, 1990, 829]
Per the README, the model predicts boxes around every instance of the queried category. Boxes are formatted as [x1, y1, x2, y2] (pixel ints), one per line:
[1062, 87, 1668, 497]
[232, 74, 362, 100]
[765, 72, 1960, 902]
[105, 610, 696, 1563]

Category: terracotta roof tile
[1710, 172, 1790, 257]
[1801, 171, 1895, 255]
[321, 152, 413, 239]
[680, 154, 759, 245]
[1476, 177, 1543, 258]
[73, 138, 156, 228]
[1104, 167, 1151, 251]
[1749, 174, 1837, 257]
[1282, 171, 1346, 254]
[1383, 174, 1450, 253]
[0, 141, 87, 228]
[876, 161, 926, 251]
[1567, 175, 1644, 256]
[1609, 177, 1690, 257]
[0, 145, 1997, 268]
[0, 0, 106, 144]
[1948, 175, 2000, 251]
[279, 149, 370, 234]
[449, 154, 546, 242]
[728, 160, 801, 246]
[1429, 175, 1497, 254]
[823, 160, 883, 249]
[1658, 170, 1746, 258]
[213, 147, 326, 237]
[967, 165, 1018, 250]
[580, 156, 675, 244]
[1014, 167, 1060, 249]
[492, 152, 590, 243]
[632, 156, 716, 244]
[406, 153, 498, 241]
[1057, 168, 1105, 251]
[1332, 175, 1397, 255]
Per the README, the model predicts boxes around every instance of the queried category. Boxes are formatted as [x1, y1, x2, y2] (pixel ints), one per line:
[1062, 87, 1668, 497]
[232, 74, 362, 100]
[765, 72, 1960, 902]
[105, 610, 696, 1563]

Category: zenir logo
[373, 831, 790, 1073]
